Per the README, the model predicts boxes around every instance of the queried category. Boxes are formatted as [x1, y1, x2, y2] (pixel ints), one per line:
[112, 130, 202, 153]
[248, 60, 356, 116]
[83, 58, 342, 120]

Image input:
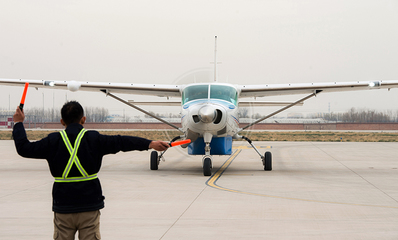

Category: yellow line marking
[206, 149, 398, 209]
[206, 149, 241, 189]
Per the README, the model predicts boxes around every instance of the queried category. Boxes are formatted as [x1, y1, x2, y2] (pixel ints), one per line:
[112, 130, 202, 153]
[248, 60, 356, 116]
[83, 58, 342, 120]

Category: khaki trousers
[53, 210, 101, 240]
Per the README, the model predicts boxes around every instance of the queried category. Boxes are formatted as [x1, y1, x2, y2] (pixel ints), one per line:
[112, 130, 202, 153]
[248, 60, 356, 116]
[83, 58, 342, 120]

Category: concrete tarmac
[1, 140, 398, 239]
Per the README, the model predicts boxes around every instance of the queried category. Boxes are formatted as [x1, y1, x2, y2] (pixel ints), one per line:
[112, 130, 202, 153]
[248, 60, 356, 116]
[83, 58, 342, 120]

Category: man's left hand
[149, 141, 169, 151]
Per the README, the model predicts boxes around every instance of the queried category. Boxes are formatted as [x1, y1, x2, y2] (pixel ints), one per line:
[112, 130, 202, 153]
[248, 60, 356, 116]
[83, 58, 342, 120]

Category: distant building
[0, 110, 14, 128]
[106, 114, 125, 122]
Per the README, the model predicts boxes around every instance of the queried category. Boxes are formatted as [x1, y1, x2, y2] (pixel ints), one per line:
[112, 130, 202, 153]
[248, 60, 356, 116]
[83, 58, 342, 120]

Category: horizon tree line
[0, 107, 109, 123]
[2, 107, 398, 123]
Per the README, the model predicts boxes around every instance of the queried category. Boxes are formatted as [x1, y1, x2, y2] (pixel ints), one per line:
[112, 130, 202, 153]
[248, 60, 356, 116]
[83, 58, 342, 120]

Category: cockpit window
[182, 85, 208, 104]
[182, 84, 238, 105]
[210, 85, 238, 105]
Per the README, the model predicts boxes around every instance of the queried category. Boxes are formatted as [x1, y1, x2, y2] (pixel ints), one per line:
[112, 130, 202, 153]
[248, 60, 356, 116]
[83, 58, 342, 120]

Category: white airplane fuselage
[180, 83, 240, 155]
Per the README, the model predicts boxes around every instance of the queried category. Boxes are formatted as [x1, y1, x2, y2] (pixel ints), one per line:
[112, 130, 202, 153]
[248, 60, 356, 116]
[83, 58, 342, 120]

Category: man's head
[60, 101, 85, 126]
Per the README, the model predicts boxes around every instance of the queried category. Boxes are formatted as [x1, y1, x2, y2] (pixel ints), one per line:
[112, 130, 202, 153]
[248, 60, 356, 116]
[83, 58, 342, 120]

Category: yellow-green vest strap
[55, 129, 98, 183]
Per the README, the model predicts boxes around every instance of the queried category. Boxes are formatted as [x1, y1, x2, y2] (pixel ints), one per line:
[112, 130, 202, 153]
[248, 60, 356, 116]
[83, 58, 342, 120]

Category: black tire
[264, 151, 272, 171]
[203, 157, 212, 176]
[150, 151, 159, 170]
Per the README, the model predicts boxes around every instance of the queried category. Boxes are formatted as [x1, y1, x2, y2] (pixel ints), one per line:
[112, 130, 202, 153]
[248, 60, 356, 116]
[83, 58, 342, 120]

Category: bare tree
[84, 107, 109, 122]
[239, 107, 249, 118]
[314, 108, 395, 123]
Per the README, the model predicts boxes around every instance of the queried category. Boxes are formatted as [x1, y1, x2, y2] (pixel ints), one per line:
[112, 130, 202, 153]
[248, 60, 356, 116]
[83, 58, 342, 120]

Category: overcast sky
[1, 0, 398, 118]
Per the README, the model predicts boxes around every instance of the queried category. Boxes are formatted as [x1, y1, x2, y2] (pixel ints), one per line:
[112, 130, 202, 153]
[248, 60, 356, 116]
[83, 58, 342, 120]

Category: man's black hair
[61, 101, 84, 125]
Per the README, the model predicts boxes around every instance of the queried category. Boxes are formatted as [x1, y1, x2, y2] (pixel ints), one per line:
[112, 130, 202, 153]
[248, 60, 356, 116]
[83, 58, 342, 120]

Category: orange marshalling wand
[170, 139, 191, 147]
[19, 82, 29, 110]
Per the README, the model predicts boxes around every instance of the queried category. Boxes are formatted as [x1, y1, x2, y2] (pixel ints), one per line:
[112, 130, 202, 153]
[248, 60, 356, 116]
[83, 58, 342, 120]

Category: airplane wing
[238, 80, 398, 98]
[0, 78, 182, 98]
[126, 100, 304, 106]
[127, 100, 181, 106]
[239, 101, 303, 106]
[2, 78, 398, 99]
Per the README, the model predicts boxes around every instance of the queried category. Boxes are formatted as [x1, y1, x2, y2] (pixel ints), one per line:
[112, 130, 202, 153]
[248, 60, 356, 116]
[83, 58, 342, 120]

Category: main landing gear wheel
[150, 151, 159, 170]
[203, 157, 212, 176]
[263, 151, 272, 171]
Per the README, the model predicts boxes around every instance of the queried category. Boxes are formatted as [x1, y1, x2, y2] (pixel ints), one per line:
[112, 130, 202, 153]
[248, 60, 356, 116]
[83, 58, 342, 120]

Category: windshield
[182, 84, 238, 105]
[210, 85, 238, 105]
[182, 85, 208, 104]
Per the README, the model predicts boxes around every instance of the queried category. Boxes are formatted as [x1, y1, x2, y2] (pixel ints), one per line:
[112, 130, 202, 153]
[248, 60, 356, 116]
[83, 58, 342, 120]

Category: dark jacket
[13, 122, 152, 213]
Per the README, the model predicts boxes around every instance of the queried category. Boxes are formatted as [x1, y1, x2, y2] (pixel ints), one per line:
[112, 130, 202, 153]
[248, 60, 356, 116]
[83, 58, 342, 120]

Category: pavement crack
[159, 185, 207, 240]
[311, 142, 398, 205]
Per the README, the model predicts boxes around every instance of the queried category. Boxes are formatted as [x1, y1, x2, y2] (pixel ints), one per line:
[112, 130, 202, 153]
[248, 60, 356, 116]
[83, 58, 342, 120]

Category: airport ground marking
[206, 149, 242, 192]
[206, 149, 398, 209]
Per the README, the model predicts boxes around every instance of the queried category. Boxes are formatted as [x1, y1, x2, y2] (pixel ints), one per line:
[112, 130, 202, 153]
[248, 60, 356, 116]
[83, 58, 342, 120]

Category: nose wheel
[203, 156, 212, 176]
[202, 132, 213, 176]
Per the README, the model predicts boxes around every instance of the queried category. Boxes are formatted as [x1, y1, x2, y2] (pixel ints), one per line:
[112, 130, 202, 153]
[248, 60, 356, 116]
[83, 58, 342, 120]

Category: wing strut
[238, 90, 322, 132]
[101, 90, 183, 133]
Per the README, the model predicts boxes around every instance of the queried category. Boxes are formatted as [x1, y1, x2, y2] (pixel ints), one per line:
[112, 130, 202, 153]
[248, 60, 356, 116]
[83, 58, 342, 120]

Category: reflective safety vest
[54, 129, 98, 183]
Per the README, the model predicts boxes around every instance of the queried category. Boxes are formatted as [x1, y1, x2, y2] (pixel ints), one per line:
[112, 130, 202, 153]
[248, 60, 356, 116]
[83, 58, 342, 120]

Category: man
[13, 101, 169, 240]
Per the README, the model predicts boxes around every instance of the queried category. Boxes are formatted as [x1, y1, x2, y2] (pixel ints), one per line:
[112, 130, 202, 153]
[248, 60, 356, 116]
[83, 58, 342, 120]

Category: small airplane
[1, 37, 398, 176]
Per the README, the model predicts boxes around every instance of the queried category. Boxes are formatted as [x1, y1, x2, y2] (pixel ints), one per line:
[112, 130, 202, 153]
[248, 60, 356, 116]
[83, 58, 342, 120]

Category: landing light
[368, 81, 381, 88]
[43, 81, 55, 87]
